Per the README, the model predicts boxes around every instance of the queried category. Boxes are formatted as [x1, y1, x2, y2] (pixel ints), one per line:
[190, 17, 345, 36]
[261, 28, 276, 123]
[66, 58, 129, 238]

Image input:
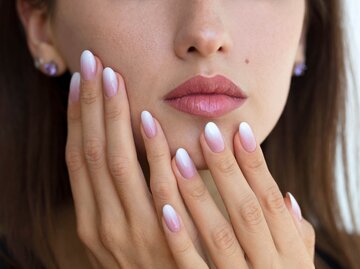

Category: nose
[174, 1, 233, 60]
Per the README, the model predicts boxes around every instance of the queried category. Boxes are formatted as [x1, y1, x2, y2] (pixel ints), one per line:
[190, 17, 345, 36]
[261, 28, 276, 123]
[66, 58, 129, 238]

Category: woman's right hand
[65, 50, 206, 268]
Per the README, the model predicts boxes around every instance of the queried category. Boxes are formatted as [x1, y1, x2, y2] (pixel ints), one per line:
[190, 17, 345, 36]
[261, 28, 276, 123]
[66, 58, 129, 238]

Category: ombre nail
[287, 192, 303, 222]
[80, 50, 96, 80]
[204, 122, 225, 153]
[162, 204, 181, 233]
[103, 67, 118, 98]
[141, 111, 157, 138]
[69, 72, 80, 103]
[239, 122, 257, 153]
[175, 148, 196, 179]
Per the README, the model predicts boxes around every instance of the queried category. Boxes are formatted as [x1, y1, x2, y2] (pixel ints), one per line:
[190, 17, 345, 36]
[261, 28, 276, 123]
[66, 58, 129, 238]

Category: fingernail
[141, 111, 157, 138]
[163, 204, 181, 233]
[175, 148, 196, 179]
[103, 67, 118, 98]
[69, 72, 80, 103]
[80, 50, 96, 80]
[239, 122, 257, 153]
[287, 192, 303, 222]
[204, 122, 225, 153]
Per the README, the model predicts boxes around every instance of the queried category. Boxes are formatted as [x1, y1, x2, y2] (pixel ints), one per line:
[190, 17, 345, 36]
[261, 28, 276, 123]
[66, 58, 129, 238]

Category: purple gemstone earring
[34, 57, 58, 77]
[44, 61, 58, 76]
[293, 62, 307, 77]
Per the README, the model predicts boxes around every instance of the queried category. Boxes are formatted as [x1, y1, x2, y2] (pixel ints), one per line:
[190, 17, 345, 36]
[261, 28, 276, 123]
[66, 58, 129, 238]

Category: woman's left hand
[160, 121, 316, 269]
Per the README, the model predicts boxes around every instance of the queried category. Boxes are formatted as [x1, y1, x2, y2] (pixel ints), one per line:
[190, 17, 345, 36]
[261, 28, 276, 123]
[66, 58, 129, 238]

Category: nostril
[188, 46, 196, 52]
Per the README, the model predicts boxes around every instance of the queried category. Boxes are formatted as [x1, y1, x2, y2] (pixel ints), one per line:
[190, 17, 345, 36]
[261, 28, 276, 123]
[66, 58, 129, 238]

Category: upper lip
[164, 75, 248, 100]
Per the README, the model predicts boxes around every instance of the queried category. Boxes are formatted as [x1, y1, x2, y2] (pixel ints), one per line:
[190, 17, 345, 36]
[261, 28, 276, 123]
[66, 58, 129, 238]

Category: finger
[200, 122, 277, 268]
[102, 68, 154, 220]
[234, 122, 303, 255]
[172, 148, 247, 269]
[79, 50, 125, 222]
[66, 72, 97, 235]
[140, 111, 206, 258]
[284, 193, 316, 260]
[66, 72, 118, 268]
[161, 204, 209, 269]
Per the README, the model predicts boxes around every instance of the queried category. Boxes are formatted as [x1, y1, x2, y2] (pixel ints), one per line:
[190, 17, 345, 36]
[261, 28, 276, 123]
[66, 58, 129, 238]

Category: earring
[34, 57, 58, 77]
[293, 62, 307, 77]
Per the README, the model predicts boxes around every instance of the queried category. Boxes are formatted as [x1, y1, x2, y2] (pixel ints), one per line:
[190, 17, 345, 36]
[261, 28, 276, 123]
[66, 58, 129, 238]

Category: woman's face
[51, 0, 306, 169]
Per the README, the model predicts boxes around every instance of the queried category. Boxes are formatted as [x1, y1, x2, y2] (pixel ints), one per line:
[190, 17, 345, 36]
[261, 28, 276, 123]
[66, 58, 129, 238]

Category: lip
[164, 75, 248, 118]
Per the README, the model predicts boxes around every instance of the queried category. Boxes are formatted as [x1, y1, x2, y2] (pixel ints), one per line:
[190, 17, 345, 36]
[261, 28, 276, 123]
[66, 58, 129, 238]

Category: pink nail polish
[239, 122, 257, 153]
[163, 204, 181, 233]
[141, 111, 157, 138]
[103, 67, 118, 98]
[175, 148, 196, 179]
[80, 50, 96, 80]
[69, 72, 80, 103]
[204, 122, 225, 153]
[287, 192, 303, 222]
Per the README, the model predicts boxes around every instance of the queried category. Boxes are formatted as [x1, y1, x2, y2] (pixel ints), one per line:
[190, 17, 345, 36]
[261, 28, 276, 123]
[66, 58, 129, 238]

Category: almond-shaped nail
[287, 192, 303, 222]
[80, 50, 96, 80]
[69, 72, 80, 103]
[239, 122, 257, 153]
[204, 122, 225, 153]
[141, 111, 157, 138]
[162, 204, 181, 233]
[103, 67, 118, 98]
[175, 148, 196, 179]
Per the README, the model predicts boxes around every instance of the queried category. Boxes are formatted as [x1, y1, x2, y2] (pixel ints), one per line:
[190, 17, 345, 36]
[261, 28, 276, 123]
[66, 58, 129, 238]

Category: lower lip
[164, 94, 247, 117]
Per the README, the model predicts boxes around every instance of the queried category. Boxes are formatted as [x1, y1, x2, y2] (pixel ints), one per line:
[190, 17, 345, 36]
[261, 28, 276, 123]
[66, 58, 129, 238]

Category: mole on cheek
[245, 58, 250, 64]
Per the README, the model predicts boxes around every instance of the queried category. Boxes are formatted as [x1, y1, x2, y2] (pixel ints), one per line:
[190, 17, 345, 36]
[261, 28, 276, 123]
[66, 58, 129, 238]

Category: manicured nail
[163, 204, 181, 233]
[175, 148, 196, 179]
[204, 122, 225, 153]
[141, 111, 157, 138]
[69, 72, 80, 103]
[287, 192, 303, 222]
[80, 50, 96, 80]
[239, 122, 257, 153]
[103, 67, 118, 98]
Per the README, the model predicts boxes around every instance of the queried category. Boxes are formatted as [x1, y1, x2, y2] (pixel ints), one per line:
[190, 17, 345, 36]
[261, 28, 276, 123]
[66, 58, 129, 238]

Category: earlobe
[16, 0, 67, 76]
[293, 28, 307, 77]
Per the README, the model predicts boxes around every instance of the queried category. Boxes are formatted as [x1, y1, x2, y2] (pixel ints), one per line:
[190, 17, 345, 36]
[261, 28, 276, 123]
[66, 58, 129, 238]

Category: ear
[16, 0, 67, 76]
[294, 26, 307, 66]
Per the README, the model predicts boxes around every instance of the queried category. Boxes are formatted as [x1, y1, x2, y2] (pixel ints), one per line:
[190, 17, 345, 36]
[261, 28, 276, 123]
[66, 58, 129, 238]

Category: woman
[0, 0, 359, 268]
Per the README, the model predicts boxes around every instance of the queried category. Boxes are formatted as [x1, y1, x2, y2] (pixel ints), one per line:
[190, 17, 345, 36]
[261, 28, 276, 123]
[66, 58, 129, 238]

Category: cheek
[230, 2, 305, 144]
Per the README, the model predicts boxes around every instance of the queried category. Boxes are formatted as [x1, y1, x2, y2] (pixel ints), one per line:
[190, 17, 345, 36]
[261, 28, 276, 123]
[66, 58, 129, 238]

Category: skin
[16, 0, 315, 268]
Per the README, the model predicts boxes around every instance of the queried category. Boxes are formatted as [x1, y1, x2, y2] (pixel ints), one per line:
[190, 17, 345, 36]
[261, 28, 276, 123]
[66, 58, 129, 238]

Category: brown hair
[0, 0, 359, 268]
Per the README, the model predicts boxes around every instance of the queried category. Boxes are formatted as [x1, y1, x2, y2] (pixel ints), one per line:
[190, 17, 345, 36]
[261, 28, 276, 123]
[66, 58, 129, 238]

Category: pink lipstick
[164, 75, 247, 118]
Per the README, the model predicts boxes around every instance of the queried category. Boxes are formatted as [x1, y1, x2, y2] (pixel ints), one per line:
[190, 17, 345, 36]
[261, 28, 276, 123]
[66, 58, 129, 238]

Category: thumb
[284, 192, 316, 261]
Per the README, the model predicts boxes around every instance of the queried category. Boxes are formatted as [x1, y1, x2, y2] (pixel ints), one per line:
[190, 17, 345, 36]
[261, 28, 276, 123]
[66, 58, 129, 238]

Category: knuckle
[77, 225, 98, 249]
[84, 138, 105, 168]
[150, 180, 172, 203]
[99, 221, 122, 249]
[173, 240, 193, 257]
[217, 155, 238, 177]
[211, 223, 237, 256]
[303, 220, 316, 244]
[188, 181, 208, 202]
[67, 107, 81, 122]
[238, 194, 264, 227]
[80, 85, 99, 105]
[246, 154, 265, 171]
[105, 106, 122, 122]
[147, 150, 168, 164]
[65, 146, 84, 173]
[262, 185, 287, 215]
[108, 154, 132, 179]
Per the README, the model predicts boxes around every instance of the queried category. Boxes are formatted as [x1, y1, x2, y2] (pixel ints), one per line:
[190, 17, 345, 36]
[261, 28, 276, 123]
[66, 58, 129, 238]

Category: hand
[160, 122, 316, 268]
[65, 50, 207, 268]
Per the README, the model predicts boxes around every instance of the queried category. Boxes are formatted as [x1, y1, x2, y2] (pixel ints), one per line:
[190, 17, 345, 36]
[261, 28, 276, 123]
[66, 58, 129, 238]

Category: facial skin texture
[50, 0, 306, 169]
